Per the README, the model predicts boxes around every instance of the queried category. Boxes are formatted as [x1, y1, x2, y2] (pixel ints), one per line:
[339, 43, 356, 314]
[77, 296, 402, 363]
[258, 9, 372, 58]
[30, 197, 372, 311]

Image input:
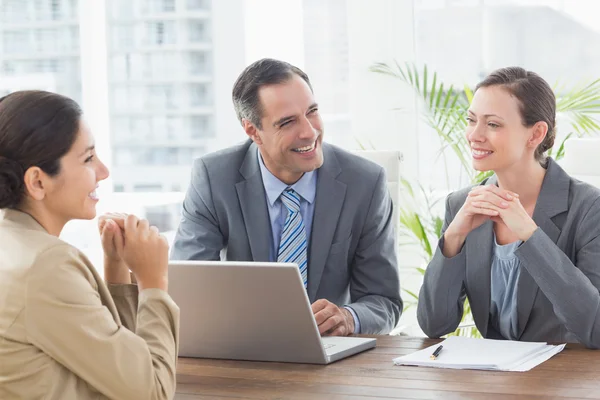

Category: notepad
[393, 336, 565, 372]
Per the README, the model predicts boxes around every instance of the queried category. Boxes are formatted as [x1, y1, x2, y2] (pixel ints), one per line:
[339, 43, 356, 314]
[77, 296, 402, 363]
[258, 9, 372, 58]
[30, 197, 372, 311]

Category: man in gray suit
[171, 58, 402, 335]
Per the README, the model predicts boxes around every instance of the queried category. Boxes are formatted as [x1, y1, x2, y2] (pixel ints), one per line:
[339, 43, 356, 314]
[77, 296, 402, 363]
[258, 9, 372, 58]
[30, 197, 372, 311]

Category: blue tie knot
[281, 188, 300, 213]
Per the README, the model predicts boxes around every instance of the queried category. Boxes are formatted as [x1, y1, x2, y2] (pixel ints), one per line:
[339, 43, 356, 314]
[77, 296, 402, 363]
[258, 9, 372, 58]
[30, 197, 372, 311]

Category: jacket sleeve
[417, 193, 468, 338]
[346, 168, 403, 334]
[171, 158, 224, 261]
[515, 197, 600, 349]
[108, 283, 139, 332]
[25, 244, 180, 400]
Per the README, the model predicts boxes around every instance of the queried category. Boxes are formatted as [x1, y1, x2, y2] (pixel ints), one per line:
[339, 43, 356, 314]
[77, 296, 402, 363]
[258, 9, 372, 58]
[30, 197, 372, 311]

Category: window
[166, 117, 184, 139]
[162, 0, 176, 12]
[3, 31, 30, 55]
[35, 29, 60, 53]
[142, 0, 176, 14]
[114, 148, 135, 166]
[111, 55, 128, 80]
[188, 20, 210, 43]
[177, 148, 194, 165]
[145, 207, 175, 230]
[110, 0, 133, 19]
[69, 27, 80, 52]
[187, 0, 210, 11]
[130, 53, 149, 79]
[150, 52, 179, 78]
[1, 61, 15, 74]
[152, 116, 167, 138]
[51, 0, 62, 20]
[190, 83, 210, 107]
[147, 85, 174, 110]
[190, 115, 214, 139]
[33, 59, 61, 73]
[146, 21, 176, 45]
[133, 184, 163, 192]
[415, 0, 600, 88]
[34, 0, 62, 21]
[132, 117, 152, 138]
[111, 117, 131, 142]
[191, 147, 206, 160]
[112, 25, 134, 51]
[112, 87, 129, 111]
[154, 148, 179, 165]
[188, 51, 211, 75]
[1, 0, 29, 23]
[67, 0, 78, 19]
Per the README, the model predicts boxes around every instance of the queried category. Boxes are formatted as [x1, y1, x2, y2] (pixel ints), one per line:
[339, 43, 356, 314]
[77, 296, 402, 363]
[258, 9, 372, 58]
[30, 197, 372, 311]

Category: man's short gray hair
[232, 58, 313, 130]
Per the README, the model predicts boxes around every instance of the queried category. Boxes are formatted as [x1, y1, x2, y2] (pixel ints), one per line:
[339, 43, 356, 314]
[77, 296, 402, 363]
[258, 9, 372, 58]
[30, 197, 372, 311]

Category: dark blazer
[418, 158, 600, 348]
[171, 139, 402, 334]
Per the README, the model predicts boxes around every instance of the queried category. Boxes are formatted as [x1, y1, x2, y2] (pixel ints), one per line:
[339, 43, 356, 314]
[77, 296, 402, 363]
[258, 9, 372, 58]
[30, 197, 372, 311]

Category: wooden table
[175, 336, 600, 399]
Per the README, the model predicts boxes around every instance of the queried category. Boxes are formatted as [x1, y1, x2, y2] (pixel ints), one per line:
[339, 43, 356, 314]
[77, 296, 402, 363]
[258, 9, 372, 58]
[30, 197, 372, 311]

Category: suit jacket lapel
[308, 145, 346, 301]
[466, 219, 494, 337]
[235, 142, 271, 262]
[516, 158, 568, 339]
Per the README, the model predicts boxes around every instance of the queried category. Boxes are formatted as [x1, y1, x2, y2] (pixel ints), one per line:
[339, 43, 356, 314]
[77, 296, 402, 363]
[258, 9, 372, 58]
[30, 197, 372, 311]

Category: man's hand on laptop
[311, 299, 355, 336]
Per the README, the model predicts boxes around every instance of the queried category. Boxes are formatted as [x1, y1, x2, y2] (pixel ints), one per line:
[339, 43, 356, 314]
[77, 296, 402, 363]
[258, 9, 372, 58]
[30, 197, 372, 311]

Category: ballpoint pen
[430, 345, 443, 360]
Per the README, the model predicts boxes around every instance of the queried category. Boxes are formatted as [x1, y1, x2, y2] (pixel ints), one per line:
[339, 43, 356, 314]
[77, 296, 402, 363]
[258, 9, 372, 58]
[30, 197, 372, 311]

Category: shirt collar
[257, 148, 317, 206]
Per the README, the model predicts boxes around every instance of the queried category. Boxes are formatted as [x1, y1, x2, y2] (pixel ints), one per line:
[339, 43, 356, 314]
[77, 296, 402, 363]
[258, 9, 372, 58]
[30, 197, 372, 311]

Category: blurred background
[2, 0, 599, 335]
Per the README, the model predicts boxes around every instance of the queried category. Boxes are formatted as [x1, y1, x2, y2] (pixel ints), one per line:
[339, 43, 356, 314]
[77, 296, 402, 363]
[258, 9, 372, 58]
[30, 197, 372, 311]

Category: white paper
[393, 336, 566, 372]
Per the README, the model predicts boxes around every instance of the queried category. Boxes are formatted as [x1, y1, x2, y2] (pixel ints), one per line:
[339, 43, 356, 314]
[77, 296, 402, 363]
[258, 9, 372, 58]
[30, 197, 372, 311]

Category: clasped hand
[459, 184, 538, 241]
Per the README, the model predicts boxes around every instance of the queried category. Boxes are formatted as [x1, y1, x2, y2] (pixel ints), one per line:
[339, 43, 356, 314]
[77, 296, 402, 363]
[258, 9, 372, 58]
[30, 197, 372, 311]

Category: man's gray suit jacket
[171, 139, 402, 334]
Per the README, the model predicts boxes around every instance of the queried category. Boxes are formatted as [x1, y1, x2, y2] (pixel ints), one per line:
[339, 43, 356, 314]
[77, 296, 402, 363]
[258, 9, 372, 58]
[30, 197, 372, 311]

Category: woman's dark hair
[0, 90, 82, 209]
[476, 67, 556, 166]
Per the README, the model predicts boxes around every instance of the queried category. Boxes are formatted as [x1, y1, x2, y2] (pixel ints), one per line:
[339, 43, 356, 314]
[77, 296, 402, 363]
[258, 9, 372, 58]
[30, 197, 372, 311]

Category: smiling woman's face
[39, 119, 109, 222]
[466, 85, 533, 172]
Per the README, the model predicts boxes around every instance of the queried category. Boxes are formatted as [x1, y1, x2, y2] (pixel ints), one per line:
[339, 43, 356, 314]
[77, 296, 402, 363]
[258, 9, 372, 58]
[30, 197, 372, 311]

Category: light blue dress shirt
[489, 233, 522, 340]
[257, 150, 360, 333]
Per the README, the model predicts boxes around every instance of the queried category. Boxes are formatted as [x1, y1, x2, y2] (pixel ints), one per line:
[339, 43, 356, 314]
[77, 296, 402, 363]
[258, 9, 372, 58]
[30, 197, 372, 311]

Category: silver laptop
[167, 260, 376, 364]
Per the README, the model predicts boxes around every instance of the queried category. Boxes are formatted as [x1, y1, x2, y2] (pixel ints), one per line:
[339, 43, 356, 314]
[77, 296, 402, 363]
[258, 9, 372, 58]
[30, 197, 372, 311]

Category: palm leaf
[399, 209, 433, 258]
[433, 216, 443, 238]
[556, 78, 600, 138]
[403, 289, 420, 301]
[549, 132, 575, 161]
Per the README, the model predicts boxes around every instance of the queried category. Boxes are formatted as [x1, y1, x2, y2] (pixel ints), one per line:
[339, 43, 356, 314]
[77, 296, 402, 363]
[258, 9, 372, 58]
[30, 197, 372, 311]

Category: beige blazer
[0, 210, 180, 399]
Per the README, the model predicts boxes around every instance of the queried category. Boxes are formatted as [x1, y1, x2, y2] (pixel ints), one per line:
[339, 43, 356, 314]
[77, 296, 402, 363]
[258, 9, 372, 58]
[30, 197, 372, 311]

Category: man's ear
[242, 119, 263, 145]
[23, 166, 48, 201]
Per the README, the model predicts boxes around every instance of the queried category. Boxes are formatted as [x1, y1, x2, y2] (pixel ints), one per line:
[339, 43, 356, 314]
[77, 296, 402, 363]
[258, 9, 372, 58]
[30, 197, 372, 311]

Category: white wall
[346, 0, 419, 178]
[243, 0, 305, 68]
[212, 0, 248, 149]
[79, 0, 112, 198]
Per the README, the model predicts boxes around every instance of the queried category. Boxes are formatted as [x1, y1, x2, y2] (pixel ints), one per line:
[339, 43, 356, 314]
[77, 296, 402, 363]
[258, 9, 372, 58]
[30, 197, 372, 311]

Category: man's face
[244, 75, 324, 184]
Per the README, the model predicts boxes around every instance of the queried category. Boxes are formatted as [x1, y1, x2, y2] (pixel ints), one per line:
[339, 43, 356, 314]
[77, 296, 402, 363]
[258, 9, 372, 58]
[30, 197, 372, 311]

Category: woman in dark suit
[417, 67, 600, 348]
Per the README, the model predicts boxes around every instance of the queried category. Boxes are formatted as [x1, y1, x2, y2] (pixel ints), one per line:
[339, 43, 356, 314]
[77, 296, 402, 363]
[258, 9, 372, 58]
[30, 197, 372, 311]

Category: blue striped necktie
[277, 188, 308, 288]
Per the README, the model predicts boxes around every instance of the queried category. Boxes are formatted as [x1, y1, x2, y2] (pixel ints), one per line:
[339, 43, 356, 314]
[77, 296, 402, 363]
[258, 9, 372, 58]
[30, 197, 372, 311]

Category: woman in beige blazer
[0, 91, 180, 399]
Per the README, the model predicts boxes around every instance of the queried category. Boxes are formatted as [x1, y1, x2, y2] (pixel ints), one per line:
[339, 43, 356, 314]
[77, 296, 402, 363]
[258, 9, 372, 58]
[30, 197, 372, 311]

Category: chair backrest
[559, 138, 600, 188]
[351, 150, 403, 233]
